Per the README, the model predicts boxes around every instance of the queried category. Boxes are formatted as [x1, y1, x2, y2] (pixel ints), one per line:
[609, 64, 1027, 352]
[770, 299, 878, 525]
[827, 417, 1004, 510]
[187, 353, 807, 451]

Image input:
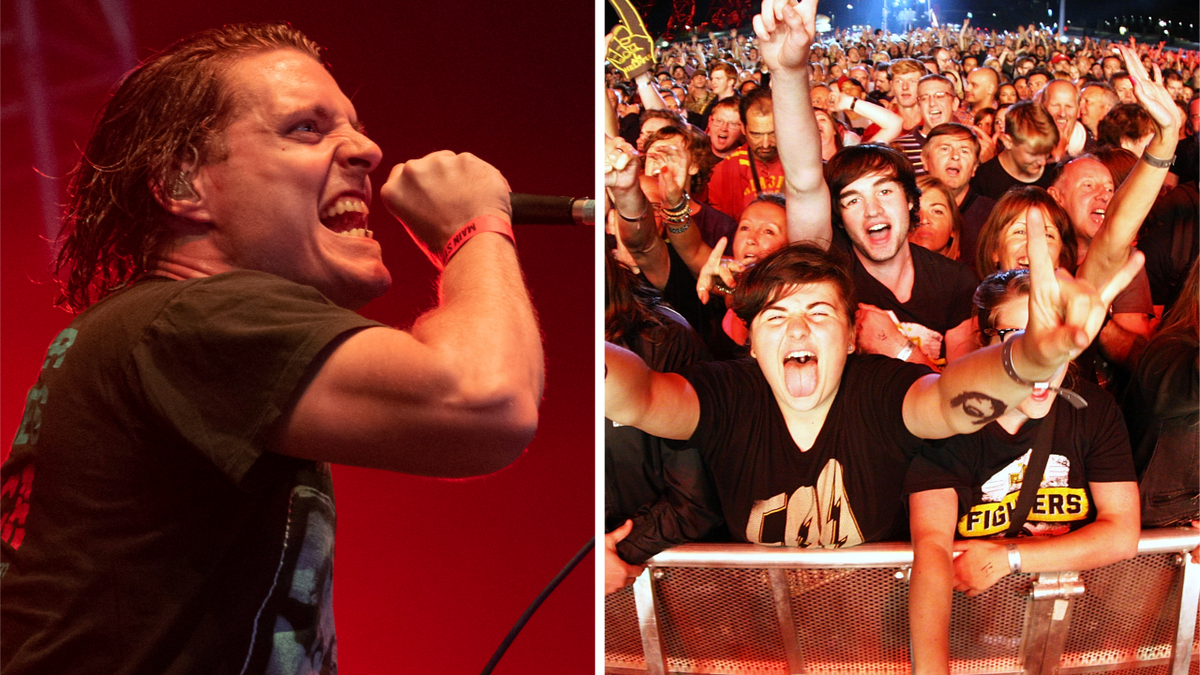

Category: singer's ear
[154, 162, 212, 222]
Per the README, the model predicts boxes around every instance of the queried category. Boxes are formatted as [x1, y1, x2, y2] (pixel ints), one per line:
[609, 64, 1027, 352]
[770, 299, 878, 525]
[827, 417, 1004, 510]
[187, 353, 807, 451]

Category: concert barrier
[605, 527, 1200, 675]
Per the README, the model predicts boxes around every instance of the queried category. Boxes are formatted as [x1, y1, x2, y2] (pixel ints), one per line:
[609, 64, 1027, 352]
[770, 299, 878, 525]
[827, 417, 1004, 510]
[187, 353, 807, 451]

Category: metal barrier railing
[605, 527, 1200, 675]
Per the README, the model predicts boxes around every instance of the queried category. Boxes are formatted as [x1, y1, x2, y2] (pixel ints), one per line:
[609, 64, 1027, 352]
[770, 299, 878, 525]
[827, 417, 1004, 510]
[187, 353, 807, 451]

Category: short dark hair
[973, 268, 1032, 340]
[55, 22, 324, 312]
[824, 144, 921, 231]
[739, 86, 773, 125]
[731, 242, 856, 326]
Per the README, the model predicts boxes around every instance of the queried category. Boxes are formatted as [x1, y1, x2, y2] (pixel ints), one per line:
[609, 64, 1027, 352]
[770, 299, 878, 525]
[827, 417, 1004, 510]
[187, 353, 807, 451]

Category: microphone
[509, 194, 595, 226]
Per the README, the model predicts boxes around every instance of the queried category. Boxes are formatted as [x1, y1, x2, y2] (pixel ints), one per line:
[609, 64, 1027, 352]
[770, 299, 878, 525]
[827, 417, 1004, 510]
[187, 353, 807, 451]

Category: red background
[1, 1, 595, 672]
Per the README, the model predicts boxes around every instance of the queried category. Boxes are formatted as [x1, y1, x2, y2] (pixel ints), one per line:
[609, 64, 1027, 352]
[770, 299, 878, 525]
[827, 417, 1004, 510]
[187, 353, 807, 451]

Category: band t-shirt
[680, 354, 933, 547]
[1, 271, 382, 675]
[903, 377, 1135, 538]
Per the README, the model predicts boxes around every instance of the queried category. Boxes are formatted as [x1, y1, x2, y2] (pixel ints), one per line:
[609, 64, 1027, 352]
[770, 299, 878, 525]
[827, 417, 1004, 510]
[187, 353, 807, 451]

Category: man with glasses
[894, 74, 960, 174]
[706, 99, 746, 158]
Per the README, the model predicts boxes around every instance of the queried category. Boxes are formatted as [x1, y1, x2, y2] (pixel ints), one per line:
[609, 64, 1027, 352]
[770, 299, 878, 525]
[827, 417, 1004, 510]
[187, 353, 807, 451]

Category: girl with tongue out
[605, 202, 1142, 553]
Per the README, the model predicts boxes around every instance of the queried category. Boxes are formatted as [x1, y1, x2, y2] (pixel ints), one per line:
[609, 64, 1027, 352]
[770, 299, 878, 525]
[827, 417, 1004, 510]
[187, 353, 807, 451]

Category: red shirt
[706, 148, 786, 220]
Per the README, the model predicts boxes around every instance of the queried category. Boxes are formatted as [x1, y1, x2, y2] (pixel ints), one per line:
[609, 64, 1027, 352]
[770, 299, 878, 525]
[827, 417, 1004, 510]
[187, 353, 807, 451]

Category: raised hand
[381, 151, 511, 266]
[752, 0, 819, 73]
[1020, 204, 1143, 372]
[696, 239, 742, 304]
[1114, 44, 1183, 134]
[644, 139, 692, 208]
[604, 134, 640, 192]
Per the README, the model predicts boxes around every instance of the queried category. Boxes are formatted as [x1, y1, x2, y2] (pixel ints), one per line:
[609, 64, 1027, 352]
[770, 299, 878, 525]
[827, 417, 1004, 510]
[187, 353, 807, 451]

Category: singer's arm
[272, 152, 544, 477]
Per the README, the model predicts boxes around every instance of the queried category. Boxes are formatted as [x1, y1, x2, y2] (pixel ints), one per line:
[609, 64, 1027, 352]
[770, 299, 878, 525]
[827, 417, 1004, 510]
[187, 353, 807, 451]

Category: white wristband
[1006, 543, 1022, 574]
[895, 340, 915, 362]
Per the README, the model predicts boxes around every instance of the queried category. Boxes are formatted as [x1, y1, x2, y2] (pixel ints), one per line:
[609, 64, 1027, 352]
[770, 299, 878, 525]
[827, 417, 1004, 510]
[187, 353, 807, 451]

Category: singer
[0, 23, 546, 674]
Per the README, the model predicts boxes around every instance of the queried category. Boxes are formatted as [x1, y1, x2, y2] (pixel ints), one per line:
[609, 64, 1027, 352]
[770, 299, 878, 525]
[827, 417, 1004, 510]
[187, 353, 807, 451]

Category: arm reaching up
[753, 0, 833, 248]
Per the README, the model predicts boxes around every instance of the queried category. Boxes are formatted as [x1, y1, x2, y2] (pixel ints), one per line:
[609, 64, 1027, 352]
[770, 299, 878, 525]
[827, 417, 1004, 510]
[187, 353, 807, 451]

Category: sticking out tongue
[784, 355, 818, 398]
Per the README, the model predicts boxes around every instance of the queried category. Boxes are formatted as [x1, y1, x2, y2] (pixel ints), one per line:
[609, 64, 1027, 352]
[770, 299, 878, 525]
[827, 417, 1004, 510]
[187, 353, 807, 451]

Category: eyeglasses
[710, 119, 740, 129]
[918, 91, 955, 104]
[983, 327, 1023, 343]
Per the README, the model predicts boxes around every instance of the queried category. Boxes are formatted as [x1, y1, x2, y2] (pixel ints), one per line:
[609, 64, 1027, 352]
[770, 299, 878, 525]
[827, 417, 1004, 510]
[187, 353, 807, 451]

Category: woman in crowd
[909, 175, 963, 261]
[974, 186, 1078, 277]
[905, 268, 1140, 674]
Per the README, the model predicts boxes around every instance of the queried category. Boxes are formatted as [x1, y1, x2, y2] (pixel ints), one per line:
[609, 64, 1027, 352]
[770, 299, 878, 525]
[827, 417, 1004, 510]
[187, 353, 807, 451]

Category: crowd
[604, 1, 1198, 670]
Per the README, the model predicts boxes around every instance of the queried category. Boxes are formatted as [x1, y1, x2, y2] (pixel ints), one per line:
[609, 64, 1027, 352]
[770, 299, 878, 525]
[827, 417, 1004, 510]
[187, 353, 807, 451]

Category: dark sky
[607, 0, 1200, 43]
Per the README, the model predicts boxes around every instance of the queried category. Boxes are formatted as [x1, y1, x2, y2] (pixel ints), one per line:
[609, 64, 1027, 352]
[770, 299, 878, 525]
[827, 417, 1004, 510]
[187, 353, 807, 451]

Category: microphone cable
[479, 536, 595, 675]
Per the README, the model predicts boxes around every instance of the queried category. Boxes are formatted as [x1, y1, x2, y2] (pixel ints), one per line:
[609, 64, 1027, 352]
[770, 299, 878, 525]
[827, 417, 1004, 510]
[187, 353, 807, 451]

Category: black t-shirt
[680, 354, 933, 547]
[903, 377, 1135, 538]
[1, 271, 381, 675]
[606, 305, 725, 564]
[652, 243, 745, 360]
[970, 154, 1055, 202]
[958, 190, 997, 276]
[835, 231, 979, 363]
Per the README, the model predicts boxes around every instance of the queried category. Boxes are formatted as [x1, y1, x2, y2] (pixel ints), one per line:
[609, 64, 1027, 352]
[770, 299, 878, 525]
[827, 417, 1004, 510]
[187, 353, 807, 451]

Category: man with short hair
[1111, 72, 1136, 104]
[932, 46, 955, 76]
[920, 123, 997, 269]
[1, 23, 544, 673]
[684, 69, 717, 127]
[1164, 69, 1185, 102]
[893, 74, 960, 173]
[1078, 82, 1120, 145]
[870, 63, 892, 102]
[707, 88, 785, 220]
[709, 62, 740, 102]
[1101, 55, 1123, 82]
[970, 100, 1059, 200]
[1049, 157, 1155, 368]
[1026, 69, 1050, 96]
[1039, 79, 1086, 159]
[706, 98, 746, 158]
[959, 66, 999, 123]
[886, 58, 927, 133]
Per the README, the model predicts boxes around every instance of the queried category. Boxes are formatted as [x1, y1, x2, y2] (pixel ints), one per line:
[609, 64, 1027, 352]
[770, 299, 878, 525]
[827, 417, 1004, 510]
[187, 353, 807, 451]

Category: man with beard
[706, 98, 746, 159]
[708, 88, 785, 220]
[921, 123, 997, 271]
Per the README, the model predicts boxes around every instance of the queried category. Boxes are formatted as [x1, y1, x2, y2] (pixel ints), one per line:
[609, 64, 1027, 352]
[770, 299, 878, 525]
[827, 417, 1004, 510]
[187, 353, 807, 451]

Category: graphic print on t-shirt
[746, 458, 865, 548]
[958, 450, 1089, 538]
[243, 482, 338, 675]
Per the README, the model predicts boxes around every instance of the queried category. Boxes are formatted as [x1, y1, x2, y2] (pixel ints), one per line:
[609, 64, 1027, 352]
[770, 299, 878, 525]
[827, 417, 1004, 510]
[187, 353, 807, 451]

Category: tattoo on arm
[950, 391, 1007, 425]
